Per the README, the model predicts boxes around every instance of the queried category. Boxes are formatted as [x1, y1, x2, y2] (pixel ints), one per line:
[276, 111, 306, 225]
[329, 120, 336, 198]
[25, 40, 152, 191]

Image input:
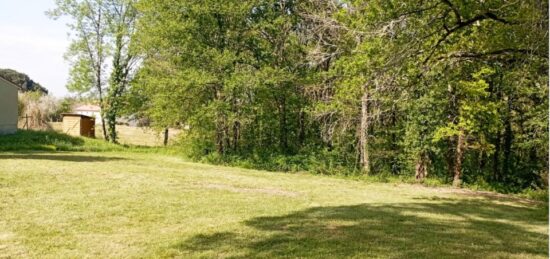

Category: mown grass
[0, 130, 548, 257]
[0, 130, 184, 155]
[0, 130, 123, 152]
[199, 151, 549, 201]
[5, 130, 546, 199]
[0, 150, 548, 258]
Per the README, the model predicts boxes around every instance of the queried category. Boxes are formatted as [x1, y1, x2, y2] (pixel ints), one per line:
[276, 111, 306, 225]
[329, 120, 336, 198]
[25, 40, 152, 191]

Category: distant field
[0, 151, 547, 258]
[48, 122, 182, 146]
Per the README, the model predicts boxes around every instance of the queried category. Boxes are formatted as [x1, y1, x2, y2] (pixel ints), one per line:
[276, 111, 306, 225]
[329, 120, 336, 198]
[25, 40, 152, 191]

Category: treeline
[54, 0, 548, 192]
[0, 68, 49, 94]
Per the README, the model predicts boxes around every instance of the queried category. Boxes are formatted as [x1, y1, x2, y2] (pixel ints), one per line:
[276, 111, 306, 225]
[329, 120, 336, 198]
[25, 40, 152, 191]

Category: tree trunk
[105, 29, 129, 144]
[446, 82, 457, 180]
[215, 89, 225, 154]
[298, 109, 305, 147]
[279, 96, 288, 153]
[95, 7, 109, 142]
[502, 97, 513, 177]
[493, 132, 501, 181]
[232, 121, 240, 152]
[453, 128, 465, 187]
[106, 89, 120, 144]
[446, 137, 455, 179]
[390, 108, 399, 174]
[106, 110, 117, 144]
[97, 78, 109, 141]
[216, 123, 225, 154]
[163, 128, 169, 146]
[224, 123, 230, 152]
[359, 89, 370, 174]
[415, 152, 429, 181]
[478, 150, 487, 172]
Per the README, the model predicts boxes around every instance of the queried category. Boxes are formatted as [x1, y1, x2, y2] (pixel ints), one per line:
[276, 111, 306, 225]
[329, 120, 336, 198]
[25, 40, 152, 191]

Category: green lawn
[0, 151, 547, 258]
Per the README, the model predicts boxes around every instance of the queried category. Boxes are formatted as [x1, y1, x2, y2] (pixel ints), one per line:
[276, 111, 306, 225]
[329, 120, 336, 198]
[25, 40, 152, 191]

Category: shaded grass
[0, 151, 547, 258]
[0, 130, 185, 155]
[0, 153, 126, 162]
[0, 130, 123, 152]
[179, 202, 547, 258]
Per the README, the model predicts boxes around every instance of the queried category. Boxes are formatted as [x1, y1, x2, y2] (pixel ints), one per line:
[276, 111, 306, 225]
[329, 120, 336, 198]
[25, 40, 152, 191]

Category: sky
[0, 0, 71, 97]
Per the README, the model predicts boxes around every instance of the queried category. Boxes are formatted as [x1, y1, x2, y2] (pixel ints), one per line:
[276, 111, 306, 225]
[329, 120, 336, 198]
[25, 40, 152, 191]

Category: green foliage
[51, 98, 75, 121]
[0, 68, 48, 94]
[520, 188, 550, 203]
[119, 0, 550, 193]
[49, 0, 109, 96]
[65, 57, 94, 93]
[50, 0, 139, 143]
[433, 68, 500, 144]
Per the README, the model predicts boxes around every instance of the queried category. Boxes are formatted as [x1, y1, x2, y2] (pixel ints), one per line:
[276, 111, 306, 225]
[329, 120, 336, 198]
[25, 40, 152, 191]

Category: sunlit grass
[0, 151, 547, 258]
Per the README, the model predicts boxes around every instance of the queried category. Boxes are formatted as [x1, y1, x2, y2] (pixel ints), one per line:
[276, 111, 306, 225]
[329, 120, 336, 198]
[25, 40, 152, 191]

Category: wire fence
[94, 125, 182, 146]
[18, 119, 182, 147]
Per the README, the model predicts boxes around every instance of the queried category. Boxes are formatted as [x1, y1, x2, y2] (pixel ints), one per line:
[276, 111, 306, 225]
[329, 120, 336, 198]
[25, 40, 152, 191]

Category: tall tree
[104, 0, 138, 143]
[49, 0, 138, 143]
[49, 0, 110, 140]
[128, 0, 547, 191]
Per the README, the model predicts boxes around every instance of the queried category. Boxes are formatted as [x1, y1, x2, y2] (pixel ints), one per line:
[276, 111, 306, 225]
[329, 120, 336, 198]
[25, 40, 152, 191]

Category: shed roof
[0, 76, 21, 90]
[62, 113, 95, 119]
[73, 104, 101, 112]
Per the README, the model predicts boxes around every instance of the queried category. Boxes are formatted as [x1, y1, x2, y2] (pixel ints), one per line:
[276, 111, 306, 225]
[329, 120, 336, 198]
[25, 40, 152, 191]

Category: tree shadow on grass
[174, 200, 548, 258]
[414, 194, 545, 207]
[0, 154, 126, 162]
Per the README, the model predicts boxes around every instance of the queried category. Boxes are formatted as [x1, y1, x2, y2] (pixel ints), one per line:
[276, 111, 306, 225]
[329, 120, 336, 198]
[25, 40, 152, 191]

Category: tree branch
[438, 48, 548, 60]
[423, 11, 516, 64]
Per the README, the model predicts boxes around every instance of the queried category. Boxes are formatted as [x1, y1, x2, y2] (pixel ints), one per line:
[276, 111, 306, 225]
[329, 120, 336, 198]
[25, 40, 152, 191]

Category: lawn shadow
[174, 199, 548, 258]
[0, 130, 86, 151]
[413, 194, 544, 206]
[0, 154, 127, 162]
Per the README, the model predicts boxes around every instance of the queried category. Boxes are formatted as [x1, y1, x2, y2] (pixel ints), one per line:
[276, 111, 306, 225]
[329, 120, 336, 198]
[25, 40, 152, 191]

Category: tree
[126, 0, 547, 192]
[0, 68, 49, 94]
[49, 0, 109, 140]
[49, 0, 138, 143]
[104, 0, 138, 143]
[133, 0, 320, 155]
[433, 68, 500, 187]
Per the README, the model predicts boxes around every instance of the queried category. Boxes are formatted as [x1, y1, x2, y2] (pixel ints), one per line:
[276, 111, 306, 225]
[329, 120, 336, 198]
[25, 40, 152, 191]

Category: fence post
[163, 128, 169, 146]
[24, 114, 29, 130]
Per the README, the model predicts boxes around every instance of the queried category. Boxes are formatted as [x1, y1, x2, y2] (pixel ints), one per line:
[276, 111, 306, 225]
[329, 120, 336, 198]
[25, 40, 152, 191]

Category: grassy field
[46, 122, 182, 146]
[0, 150, 548, 258]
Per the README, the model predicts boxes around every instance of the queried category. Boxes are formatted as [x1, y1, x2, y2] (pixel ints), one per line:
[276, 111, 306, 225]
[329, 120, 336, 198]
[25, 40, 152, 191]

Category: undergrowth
[1, 130, 547, 202]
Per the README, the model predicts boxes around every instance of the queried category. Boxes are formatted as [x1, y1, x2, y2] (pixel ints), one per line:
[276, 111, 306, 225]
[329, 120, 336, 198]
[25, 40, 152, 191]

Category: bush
[520, 188, 549, 203]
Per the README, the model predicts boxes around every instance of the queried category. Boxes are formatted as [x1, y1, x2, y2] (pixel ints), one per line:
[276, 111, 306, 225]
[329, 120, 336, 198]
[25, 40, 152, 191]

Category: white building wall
[75, 111, 102, 124]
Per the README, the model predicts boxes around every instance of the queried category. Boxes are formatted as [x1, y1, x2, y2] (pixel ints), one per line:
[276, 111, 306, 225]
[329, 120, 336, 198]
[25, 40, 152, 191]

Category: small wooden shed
[62, 113, 95, 138]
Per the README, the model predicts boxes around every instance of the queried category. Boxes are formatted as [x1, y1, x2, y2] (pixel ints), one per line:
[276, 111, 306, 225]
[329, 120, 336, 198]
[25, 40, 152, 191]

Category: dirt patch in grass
[0, 231, 28, 258]
[200, 183, 300, 197]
